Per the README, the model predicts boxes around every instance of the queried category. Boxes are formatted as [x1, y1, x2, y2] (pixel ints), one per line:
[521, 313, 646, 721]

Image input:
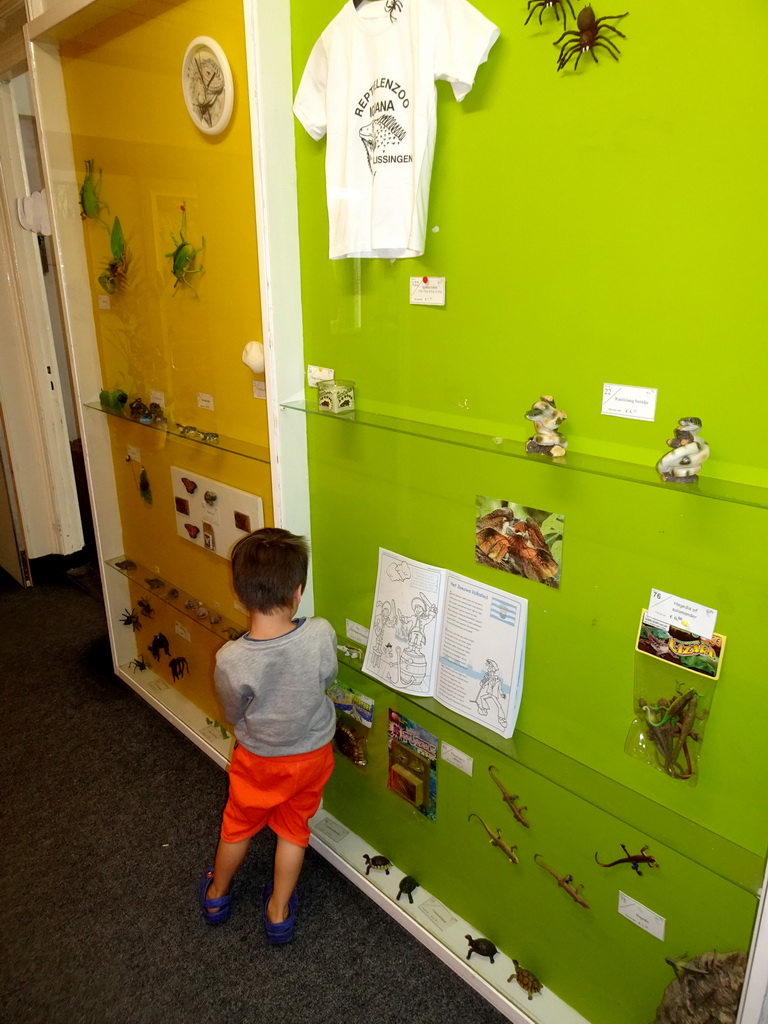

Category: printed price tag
[648, 588, 717, 636]
[618, 892, 665, 941]
[601, 383, 658, 421]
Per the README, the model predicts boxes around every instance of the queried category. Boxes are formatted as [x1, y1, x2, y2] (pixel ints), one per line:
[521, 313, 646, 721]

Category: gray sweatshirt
[214, 617, 338, 757]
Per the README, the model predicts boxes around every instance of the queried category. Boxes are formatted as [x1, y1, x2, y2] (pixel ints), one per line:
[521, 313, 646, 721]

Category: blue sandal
[263, 882, 297, 944]
[199, 868, 231, 925]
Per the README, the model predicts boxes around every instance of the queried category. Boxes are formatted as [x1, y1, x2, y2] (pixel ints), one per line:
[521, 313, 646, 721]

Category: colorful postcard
[636, 610, 726, 680]
[475, 496, 564, 588]
[387, 709, 438, 821]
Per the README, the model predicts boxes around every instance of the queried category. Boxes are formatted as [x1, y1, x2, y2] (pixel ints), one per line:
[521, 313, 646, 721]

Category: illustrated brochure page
[363, 548, 527, 738]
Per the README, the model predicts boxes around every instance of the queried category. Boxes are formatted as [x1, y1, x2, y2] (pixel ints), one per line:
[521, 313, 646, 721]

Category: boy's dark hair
[230, 528, 309, 613]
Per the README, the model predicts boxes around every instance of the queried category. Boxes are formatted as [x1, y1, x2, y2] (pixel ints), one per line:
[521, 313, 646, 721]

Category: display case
[24, 0, 768, 1021]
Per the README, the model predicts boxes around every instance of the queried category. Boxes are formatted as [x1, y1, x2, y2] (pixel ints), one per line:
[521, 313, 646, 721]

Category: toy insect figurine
[657, 417, 710, 483]
[148, 632, 170, 661]
[524, 396, 568, 456]
[79, 159, 109, 228]
[554, 6, 628, 71]
[169, 657, 189, 681]
[121, 608, 142, 631]
[130, 655, 149, 673]
[165, 204, 204, 296]
[526, 0, 575, 27]
[98, 217, 128, 295]
[137, 597, 154, 618]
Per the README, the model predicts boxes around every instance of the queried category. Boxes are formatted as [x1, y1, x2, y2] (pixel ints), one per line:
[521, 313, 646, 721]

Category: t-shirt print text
[354, 77, 413, 175]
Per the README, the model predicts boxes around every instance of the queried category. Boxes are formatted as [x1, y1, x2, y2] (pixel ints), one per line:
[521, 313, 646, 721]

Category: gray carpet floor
[1, 568, 509, 1024]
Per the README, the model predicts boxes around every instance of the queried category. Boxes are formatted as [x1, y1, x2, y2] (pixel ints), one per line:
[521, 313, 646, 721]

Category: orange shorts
[220, 742, 334, 848]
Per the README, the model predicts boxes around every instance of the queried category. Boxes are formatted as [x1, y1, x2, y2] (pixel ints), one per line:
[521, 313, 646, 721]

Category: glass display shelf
[84, 401, 270, 464]
[336, 655, 763, 895]
[118, 659, 234, 763]
[282, 399, 768, 511]
[106, 556, 246, 643]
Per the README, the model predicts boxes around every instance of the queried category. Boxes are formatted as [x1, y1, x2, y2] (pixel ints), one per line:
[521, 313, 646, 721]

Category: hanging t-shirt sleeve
[294, 38, 329, 140]
[435, 0, 500, 102]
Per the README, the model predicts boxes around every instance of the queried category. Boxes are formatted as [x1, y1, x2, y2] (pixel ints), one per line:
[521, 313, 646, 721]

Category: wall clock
[181, 37, 234, 135]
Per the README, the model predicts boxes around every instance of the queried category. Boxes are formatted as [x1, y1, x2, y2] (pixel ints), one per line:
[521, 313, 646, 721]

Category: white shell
[242, 341, 265, 374]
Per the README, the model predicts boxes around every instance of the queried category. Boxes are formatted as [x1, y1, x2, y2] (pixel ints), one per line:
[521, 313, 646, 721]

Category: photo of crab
[475, 496, 564, 588]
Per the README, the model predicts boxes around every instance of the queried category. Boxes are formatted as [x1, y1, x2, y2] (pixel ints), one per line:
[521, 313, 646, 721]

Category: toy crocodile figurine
[534, 854, 590, 908]
[468, 813, 519, 864]
[488, 765, 530, 828]
[595, 844, 659, 876]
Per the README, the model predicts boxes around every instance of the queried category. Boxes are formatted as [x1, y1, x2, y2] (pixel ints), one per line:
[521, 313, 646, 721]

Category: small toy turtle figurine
[397, 876, 419, 903]
[363, 854, 391, 876]
[508, 959, 542, 1000]
[465, 935, 498, 963]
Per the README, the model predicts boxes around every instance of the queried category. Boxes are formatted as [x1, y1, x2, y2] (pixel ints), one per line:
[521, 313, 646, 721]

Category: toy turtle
[397, 876, 419, 903]
[465, 935, 498, 963]
[508, 959, 542, 1000]
[363, 854, 391, 875]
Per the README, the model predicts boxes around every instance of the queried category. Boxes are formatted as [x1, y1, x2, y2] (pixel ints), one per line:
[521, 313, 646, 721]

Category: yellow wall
[62, 0, 272, 633]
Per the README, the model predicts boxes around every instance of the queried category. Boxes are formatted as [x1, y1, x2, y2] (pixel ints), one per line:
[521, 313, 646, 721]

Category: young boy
[199, 528, 337, 943]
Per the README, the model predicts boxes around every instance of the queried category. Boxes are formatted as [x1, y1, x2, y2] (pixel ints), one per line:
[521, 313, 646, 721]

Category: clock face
[182, 37, 234, 135]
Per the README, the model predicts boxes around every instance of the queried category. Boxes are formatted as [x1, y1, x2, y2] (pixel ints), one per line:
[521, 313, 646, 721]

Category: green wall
[289, 2, 768, 1021]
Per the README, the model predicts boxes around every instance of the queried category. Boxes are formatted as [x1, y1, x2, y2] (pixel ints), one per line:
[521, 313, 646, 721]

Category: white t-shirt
[294, 0, 500, 260]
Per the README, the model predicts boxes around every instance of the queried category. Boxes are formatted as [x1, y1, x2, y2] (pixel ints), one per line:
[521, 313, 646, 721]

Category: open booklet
[362, 548, 527, 739]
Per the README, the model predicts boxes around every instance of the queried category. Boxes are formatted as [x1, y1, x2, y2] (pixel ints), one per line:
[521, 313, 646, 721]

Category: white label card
[345, 619, 370, 645]
[418, 897, 457, 932]
[127, 445, 141, 463]
[410, 276, 446, 306]
[648, 588, 717, 635]
[311, 816, 350, 844]
[175, 621, 191, 643]
[618, 892, 666, 941]
[441, 742, 473, 776]
[601, 383, 658, 421]
[197, 392, 215, 410]
[149, 390, 164, 408]
[252, 380, 266, 399]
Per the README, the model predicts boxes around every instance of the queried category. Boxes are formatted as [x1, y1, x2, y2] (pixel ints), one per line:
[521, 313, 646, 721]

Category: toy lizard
[488, 765, 530, 828]
[595, 844, 659, 875]
[468, 813, 519, 864]
[534, 854, 590, 908]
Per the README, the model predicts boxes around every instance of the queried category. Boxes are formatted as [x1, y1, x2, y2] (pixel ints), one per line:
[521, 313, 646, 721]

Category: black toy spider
[385, 0, 402, 21]
[121, 608, 142, 631]
[130, 655, 149, 673]
[148, 632, 170, 661]
[526, 0, 575, 28]
[554, 6, 628, 71]
[138, 597, 154, 618]
[169, 656, 189, 681]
